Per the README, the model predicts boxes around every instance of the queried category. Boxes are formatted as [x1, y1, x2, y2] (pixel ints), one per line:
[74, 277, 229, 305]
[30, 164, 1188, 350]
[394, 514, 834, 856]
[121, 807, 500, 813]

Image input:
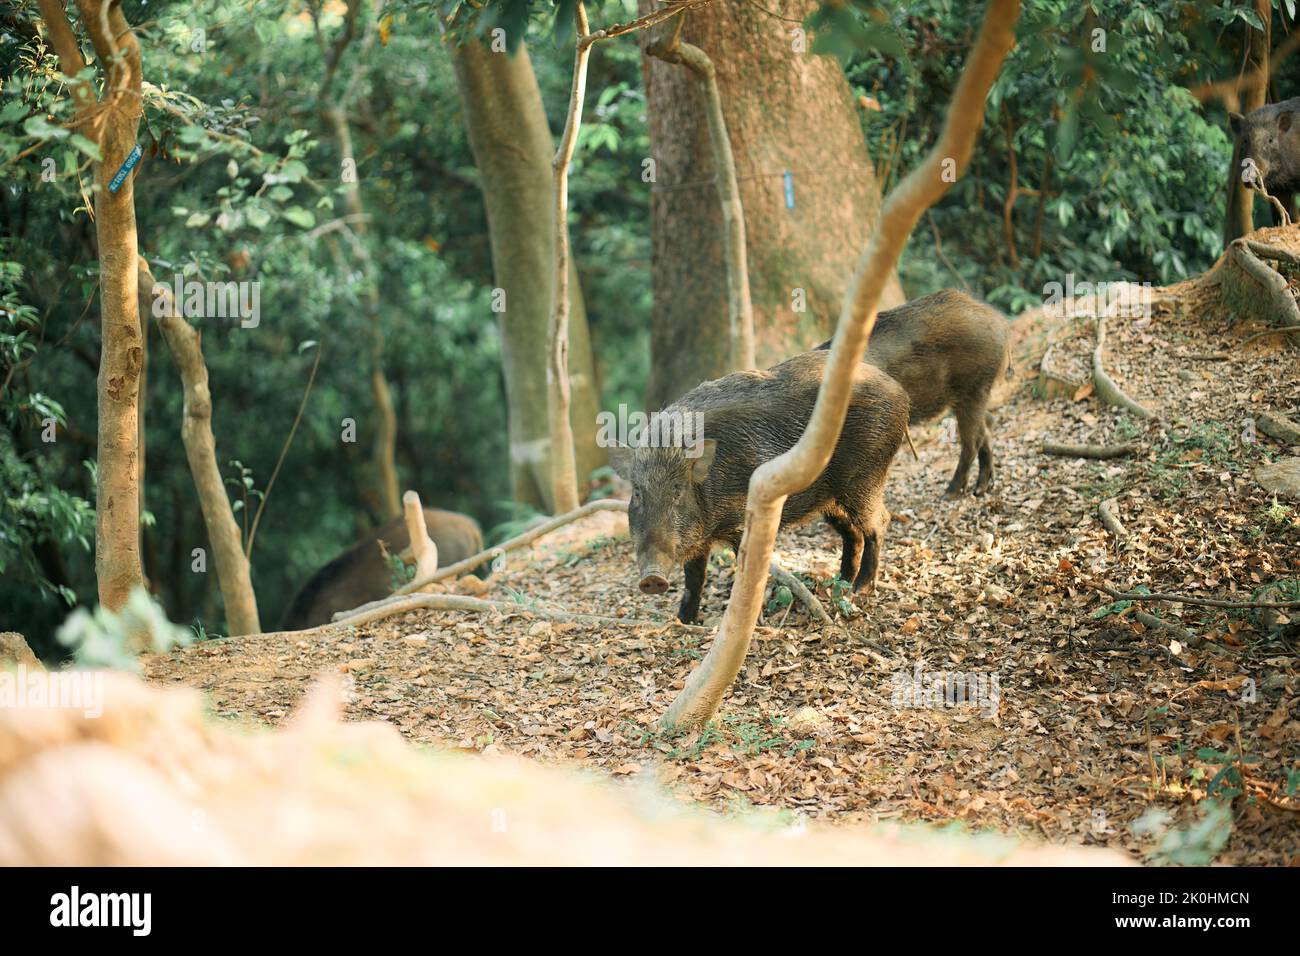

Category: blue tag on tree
[108, 144, 143, 193]
[783, 171, 794, 210]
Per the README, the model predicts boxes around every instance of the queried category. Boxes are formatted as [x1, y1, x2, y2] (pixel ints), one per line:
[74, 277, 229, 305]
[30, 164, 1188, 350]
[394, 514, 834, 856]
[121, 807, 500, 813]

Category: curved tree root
[1227, 238, 1300, 338]
[1092, 317, 1155, 420]
[1041, 441, 1139, 459]
[1098, 498, 1127, 540]
[332, 592, 709, 634]
[769, 561, 832, 625]
[331, 498, 630, 622]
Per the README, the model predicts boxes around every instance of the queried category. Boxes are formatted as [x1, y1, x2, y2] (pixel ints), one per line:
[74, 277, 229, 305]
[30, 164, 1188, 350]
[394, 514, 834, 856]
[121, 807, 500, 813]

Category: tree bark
[546, 3, 595, 515]
[39, 0, 147, 611]
[660, 0, 1021, 730]
[138, 261, 261, 635]
[447, 34, 604, 512]
[647, 31, 755, 371]
[640, 0, 905, 409]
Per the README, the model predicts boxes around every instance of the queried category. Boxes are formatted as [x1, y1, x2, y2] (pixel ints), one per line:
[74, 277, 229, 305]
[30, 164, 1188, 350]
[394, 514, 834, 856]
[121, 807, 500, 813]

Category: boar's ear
[1229, 112, 1244, 135]
[689, 439, 718, 483]
[607, 444, 634, 479]
[1281, 111, 1295, 133]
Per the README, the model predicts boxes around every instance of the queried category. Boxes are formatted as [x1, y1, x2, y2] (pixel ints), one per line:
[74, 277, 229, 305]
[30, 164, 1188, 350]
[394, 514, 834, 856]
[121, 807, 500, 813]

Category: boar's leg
[945, 400, 990, 498]
[853, 504, 887, 593]
[677, 555, 707, 624]
[973, 418, 995, 495]
[824, 511, 864, 585]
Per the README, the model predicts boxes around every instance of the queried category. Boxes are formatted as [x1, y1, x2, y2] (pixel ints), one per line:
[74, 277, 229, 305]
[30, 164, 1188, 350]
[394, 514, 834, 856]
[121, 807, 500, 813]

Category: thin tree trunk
[546, 3, 595, 515]
[447, 35, 605, 512]
[660, 0, 1021, 730]
[325, 106, 401, 519]
[1226, 0, 1271, 245]
[647, 30, 754, 371]
[138, 261, 261, 635]
[39, 0, 146, 611]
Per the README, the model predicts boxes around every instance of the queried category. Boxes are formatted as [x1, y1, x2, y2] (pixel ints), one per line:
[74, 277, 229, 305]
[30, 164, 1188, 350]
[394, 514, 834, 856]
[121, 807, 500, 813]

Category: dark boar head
[608, 440, 718, 594]
[1230, 101, 1300, 195]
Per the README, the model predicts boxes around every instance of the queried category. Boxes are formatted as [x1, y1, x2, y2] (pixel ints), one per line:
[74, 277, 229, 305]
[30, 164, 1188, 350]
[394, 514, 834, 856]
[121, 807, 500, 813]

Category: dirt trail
[147, 294, 1300, 865]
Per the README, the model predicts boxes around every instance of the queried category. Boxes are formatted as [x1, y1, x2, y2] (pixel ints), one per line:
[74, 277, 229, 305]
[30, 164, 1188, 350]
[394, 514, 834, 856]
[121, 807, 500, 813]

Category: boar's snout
[639, 573, 670, 595]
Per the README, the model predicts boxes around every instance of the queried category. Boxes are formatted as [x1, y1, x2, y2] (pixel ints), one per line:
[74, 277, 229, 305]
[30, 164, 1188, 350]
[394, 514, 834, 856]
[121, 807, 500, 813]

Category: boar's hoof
[639, 574, 670, 595]
[942, 487, 967, 501]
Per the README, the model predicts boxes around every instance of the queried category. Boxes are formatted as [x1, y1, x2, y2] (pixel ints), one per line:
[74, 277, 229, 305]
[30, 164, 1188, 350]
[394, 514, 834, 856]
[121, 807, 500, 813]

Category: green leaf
[68, 134, 102, 161]
[23, 116, 68, 140]
[283, 206, 316, 229]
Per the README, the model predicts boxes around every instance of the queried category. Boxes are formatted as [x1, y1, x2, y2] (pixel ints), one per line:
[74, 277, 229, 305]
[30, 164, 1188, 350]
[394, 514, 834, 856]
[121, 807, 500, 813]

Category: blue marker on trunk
[783, 171, 794, 209]
[108, 144, 143, 193]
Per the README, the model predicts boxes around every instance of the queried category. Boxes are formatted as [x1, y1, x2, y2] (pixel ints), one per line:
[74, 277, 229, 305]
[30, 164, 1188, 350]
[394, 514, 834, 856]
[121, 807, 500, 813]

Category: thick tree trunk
[448, 36, 604, 512]
[640, 0, 905, 409]
[138, 261, 261, 635]
[1225, 0, 1271, 246]
[647, 33, 755, 371]
[40, 0, 147, 610]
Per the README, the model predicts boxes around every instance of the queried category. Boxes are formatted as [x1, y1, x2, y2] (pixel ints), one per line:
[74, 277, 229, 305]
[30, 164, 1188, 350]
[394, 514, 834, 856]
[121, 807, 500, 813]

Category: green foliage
[56, 587, 195, 672]
[829, 0, 1268, 308]
[1133, 798, 1234, 866]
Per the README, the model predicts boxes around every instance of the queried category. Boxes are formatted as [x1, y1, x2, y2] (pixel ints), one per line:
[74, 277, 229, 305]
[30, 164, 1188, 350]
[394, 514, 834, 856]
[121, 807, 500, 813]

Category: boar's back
[281, 508, 484, 630]
[814, 289, 1008, 423]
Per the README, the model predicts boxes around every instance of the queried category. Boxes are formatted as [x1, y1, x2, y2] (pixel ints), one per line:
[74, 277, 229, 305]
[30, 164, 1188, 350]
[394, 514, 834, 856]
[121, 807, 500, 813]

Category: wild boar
[817, 288, 1009, 497]
[281, 508, 484, 630]
[609, 349, 909, 624]
[1229, 97, 1300, 229]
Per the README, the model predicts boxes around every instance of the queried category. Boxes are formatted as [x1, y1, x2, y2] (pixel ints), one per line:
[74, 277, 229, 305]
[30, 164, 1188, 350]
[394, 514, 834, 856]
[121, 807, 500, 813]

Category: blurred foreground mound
[0, 672, 1131, 865]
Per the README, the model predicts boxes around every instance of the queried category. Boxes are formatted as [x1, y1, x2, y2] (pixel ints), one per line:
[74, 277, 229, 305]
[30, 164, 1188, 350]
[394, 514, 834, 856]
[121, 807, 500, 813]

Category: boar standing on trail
[281, 508, 484, 629]
[818, 288, 1008, 498]
[1227, 97, 1300, 239]
[609, 350, 910, 624]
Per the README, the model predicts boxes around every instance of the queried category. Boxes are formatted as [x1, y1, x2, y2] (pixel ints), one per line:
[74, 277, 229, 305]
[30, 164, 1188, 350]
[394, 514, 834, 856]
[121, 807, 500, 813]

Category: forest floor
[146, 290, 1300, 866]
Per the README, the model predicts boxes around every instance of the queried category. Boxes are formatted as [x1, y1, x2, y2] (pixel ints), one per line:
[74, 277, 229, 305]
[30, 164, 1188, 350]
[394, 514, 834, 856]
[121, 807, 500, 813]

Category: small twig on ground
[1087, 579, 1300, 609]
[1041, 441, 1139, 459]
[769, 561, 831, 625]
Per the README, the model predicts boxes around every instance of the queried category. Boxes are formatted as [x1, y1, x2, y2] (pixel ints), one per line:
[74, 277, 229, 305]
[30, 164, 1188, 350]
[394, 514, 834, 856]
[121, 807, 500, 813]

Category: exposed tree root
[769, 561, 831, 625]
[1092, 317, 1155, 420]
[1087, 579, 1300, 609]
[1098, 498, 1127, 540]
[1041, 442, 1139, 459]
[405, 498, 627, 593]
[332, 592, 708, 634]
[1133, 609, 1200, 648]
[1183, 324, 1300, 360]
[331, 499, 630, 622]
[1036, 343, 1085, 400]
[1223, 238, 1300, 340]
